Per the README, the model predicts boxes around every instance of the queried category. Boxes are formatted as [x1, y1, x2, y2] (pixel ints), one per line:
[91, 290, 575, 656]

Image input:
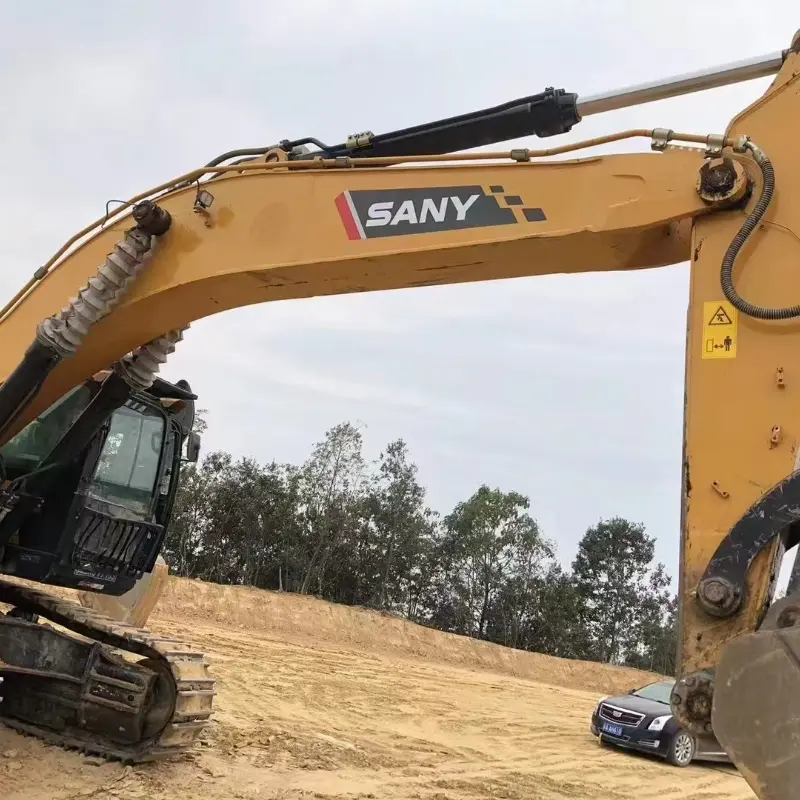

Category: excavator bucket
[711, 599, 800, 800]
[77, 556, 169, 628]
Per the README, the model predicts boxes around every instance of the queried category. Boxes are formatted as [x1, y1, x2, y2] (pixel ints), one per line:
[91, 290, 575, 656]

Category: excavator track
[0, 578, 215, 762]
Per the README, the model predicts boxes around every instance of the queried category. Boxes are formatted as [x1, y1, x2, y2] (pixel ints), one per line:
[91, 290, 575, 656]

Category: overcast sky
[1, 2, 797, 587]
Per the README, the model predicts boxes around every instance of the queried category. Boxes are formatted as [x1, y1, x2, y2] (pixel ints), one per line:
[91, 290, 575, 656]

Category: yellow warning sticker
[702, 300, 738, 359]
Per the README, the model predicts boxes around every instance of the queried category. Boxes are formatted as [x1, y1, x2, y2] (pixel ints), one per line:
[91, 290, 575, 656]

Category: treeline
[163, 418, 677, 675]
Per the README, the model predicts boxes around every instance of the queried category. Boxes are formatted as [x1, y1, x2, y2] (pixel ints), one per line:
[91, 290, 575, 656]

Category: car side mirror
[184, 431, 201, 463]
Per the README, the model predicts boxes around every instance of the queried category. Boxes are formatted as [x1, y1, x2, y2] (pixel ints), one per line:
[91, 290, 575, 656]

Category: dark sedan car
[590, 678, 730, 767]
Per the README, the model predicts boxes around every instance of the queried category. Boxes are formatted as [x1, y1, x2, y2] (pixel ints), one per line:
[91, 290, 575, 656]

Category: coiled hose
[115, 326, 188, 392]
[720, 141, 800, 320]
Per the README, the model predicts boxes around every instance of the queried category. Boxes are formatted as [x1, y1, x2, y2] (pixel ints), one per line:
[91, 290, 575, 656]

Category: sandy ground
[0, 577, 753, 800]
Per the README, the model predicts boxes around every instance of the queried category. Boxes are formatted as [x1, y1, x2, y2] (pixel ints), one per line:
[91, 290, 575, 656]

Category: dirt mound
[154, 576, 660, 695]
[0, 575, 753, 799]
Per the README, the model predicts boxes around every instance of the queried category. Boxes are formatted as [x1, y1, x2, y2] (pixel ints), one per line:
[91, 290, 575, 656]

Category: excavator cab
[0, 375, 199, 597]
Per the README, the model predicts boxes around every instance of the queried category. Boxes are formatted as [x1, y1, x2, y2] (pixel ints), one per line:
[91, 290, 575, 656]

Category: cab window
[89, 404, 165, 519]
[0, 386, 91, 476]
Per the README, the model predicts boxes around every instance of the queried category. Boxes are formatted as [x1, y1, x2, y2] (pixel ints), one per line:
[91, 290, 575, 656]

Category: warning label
[702, 300, 738, 359]
[708, 305, 733, 326]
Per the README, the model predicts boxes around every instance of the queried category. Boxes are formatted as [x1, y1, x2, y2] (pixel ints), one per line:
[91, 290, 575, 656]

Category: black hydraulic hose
[204, 147, 271, 168]
[0, 339, 63, 440]
[203, 138, 334, 170]
[719, 144, 800, 320]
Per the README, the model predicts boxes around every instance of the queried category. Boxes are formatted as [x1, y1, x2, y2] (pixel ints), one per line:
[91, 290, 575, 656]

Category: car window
[632, 680, 674, 704]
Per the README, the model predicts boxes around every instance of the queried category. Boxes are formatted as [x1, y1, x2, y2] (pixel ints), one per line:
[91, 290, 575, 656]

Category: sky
[1, 2, 798, 589]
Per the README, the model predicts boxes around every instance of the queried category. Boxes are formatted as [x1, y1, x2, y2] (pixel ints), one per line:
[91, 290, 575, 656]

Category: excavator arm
[1, 28, 800, 796]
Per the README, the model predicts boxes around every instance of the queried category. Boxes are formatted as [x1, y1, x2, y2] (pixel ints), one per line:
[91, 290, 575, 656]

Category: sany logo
[365, 194, 480, 228]
[335, 185, 545, 241]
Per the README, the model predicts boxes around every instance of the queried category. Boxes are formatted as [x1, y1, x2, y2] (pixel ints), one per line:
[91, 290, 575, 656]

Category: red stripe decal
[335, 192, 362, 240]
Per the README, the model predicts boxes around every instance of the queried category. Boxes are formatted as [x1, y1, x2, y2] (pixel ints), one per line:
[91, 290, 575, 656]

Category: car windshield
[632, 680, 674, 704]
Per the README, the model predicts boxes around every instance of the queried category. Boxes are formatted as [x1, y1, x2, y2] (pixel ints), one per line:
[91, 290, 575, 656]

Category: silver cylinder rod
[577, 50, 786, 117]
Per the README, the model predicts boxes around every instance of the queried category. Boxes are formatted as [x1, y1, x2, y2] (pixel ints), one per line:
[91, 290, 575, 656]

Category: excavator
[0, 24, 798, 799]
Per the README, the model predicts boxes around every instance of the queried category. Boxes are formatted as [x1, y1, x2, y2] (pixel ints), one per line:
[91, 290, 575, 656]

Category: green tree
[165, 416, 680, 671]
[365, 439, 436, 610]
[624, 565, 677, 675]
[439, 486, 544, 639]
[162, 458, 212, 578]
[572, 516, 664, 664]
[297, 422, 367, 595]
[485, 522, 557, 649]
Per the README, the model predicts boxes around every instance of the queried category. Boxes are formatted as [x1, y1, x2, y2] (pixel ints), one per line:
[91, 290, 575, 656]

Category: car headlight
[648, 715, 671, 731]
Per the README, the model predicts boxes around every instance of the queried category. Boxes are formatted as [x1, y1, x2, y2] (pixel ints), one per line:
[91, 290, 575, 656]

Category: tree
[503, 563, 588, 659]
[485, 520, 557, 649]
[363, 439, 436, 611]
[192, 408, 209, 435]
[571, 517, 668, 665]
[624, 565, 677, 675]
[438, 486, 545, 639]
[162, 458, 211, 578]
[165, 418, 679, 674]
[297, 422, 367, 595]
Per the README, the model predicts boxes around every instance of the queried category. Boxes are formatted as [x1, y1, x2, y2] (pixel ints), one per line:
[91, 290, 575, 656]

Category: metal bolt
[697, 576, 740, 618]
[703, 579, 728, 604]
[671, 670, 715, 733]
[688, 692, 711, 718]
[696, 158, 747, 207]
[701, 161, 737, 194]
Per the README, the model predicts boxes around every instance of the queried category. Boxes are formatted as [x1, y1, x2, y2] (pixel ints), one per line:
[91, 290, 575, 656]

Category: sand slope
[0, 576, 754, 799]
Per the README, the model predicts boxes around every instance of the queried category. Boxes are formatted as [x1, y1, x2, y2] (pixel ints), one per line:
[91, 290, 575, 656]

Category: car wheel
[666, 730, 695, 767]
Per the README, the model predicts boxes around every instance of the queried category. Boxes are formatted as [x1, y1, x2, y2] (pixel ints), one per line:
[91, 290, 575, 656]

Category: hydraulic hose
[719, 141, 800, 320]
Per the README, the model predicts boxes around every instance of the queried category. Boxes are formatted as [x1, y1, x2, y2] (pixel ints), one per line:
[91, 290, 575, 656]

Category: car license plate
[601, 722, 623, 737]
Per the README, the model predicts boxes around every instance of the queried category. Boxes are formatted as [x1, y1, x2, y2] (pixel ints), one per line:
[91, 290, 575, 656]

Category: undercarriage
[0, 579, 215, 762]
